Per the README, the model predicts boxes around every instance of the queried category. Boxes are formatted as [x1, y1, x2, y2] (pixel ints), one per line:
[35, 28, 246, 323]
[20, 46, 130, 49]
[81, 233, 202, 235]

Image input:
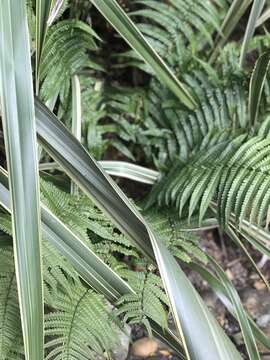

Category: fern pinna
[45, 287, 118, 360]
[116, 268, 168, 336]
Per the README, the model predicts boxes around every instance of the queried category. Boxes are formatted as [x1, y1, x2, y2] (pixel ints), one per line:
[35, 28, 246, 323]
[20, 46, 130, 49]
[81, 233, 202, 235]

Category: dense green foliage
[1, 0, 270, 359]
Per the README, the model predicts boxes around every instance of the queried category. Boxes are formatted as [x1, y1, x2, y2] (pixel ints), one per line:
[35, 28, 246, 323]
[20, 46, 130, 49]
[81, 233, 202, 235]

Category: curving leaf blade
[36, 0, 53, 87]
[148, 229, 241, 360]
[0, 2, 43, 359]
[240, 0, 266, 67]
[249, 51, 270, 127]
[189, 261, 270, 351]
[88, 0, 196, 110]
[210, 0, 251, 62]
[208, 256, 260, 359]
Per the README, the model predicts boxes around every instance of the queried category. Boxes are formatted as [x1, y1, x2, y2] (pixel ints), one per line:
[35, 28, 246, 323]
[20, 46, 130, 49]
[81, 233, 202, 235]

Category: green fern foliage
[0, 249, 23, 360]
[120, 0, 225, 70]
[40, 179, 92, 243]
[149, 134, 270, 229]
[78, 77, 137, 160]
[45, 287, 118, 360]
[145, 77, 247, 166]
[145, 209, 207, 263]
[40, 19, 102, 101]
[116, 268, 168, 335]
[40, 179, 139, 263]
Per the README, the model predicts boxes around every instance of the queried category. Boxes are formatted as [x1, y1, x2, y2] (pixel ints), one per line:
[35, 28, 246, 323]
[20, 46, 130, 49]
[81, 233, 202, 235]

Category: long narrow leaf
[208, 256, 260, 359]
[148, 230, 241, 360]
[36, 0, 53, 89]
[256, 7, 270, 26]
[35, 99, 242, 359]
[228, 225, 269, 288]
[0, 2, 43, 359]
[210, 0, 251, 63]
[88, 0, 196, 109]
[40, 160, 160, 184]
[35, 99, 155, 261]
[71, 75, 82, 196]
[249, 51, 270, 127]
[240, 0, 265, 67]
[189, 261, 270, 350]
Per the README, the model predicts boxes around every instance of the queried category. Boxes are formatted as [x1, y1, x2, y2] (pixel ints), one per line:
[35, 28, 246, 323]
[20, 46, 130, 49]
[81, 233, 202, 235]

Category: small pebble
[131, 337, 158, 357]
[254, 280, 266, 290]
[159, 349, 171, 356]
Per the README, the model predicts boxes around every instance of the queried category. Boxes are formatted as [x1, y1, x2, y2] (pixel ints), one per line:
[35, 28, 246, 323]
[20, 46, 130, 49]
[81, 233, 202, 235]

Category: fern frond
[150, 134, 270, 229]
[0, 211, 80, 306]
[40, 179, 139, 264]
[125, 0, 223, 66]
[0, 212, 119, 360]
[40, 19, 101, 101]
[116, 268, 168, 335]
[45, 287, 118, 360]
[0, 213, 12, 236]
[42, 242, 81, 306]
[145, 209, 207, 264]
[0, 249, 23, 360]
[79, 77, 137, 160]
[40, 179, 92, 243]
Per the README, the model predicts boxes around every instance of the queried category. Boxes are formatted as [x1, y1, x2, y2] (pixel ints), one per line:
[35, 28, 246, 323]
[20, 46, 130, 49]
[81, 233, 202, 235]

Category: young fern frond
[40, 19, 101, 101]
[116, 268, 168, 335]
[45, 287, 118, 360]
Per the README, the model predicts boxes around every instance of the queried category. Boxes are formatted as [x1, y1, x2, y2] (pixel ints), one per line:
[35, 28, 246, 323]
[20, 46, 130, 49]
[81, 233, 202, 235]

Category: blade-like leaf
[36, 0, 53, 89]
[35, 99, 242, 359]
[71, 75, 82, 196]
[35, 99, 155, 261]
[190, 261, 270, 351]
[249, 51, 270, 127]
[227, 225, 269, 289]
[40, 160, 160, 184]
[210, 0, 251, 63]
[88, 0, 196, 110]
[148, 229, 241, 360]
[256, 7, 270, 27]
[240, 0, 266, 67]
[99, 161, 159, 184]
[47, 0, 67, 26]
[0, 2, 43, 359]
[207, 256, 260, 359]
